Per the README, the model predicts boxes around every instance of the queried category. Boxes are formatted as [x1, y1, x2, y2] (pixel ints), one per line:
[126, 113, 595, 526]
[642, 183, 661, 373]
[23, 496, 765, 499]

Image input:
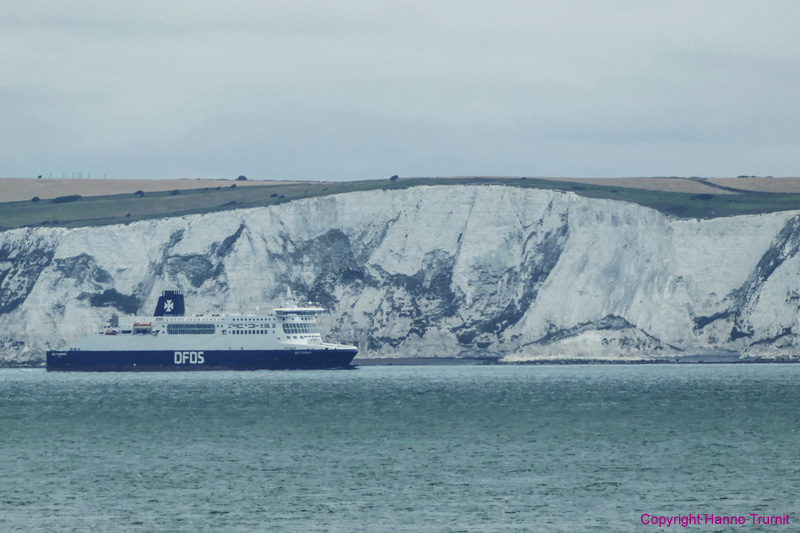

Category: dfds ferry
[46, 290, 358, 371]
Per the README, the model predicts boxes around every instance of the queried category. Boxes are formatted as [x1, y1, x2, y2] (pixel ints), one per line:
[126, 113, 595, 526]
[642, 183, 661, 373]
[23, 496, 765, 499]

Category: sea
[1, 364, 798, 532]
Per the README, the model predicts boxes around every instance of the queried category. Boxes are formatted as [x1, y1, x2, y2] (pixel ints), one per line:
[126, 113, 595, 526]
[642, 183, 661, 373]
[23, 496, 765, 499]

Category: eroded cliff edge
[2, 185, 799, 364]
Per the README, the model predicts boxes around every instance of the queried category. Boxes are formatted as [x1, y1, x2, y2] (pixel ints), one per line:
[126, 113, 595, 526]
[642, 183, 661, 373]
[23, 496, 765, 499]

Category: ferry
[46, 290, 358, 371]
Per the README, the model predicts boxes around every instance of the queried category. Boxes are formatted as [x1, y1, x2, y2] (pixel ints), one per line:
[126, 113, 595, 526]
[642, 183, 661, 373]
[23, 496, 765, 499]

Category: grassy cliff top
[3, 176, 800, 230]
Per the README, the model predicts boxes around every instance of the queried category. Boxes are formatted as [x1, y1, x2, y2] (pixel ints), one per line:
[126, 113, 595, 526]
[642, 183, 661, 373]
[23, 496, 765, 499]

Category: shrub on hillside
[50, 195, 82, 204]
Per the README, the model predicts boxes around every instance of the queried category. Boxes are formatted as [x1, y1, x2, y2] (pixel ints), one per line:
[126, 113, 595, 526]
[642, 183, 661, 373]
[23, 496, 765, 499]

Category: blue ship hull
[46, 348, 358, 372]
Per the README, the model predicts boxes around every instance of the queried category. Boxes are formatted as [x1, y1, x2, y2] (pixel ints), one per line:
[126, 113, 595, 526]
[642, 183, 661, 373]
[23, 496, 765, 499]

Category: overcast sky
[2, 1, 799, 181]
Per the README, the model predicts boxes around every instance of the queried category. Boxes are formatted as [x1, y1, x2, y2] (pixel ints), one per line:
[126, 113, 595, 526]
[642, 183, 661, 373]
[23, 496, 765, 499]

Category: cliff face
[2, 186, 799, 364]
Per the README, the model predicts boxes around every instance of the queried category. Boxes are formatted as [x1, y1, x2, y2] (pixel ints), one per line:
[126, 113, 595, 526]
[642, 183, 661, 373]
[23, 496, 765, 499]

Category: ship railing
[275, 308, 325, 317]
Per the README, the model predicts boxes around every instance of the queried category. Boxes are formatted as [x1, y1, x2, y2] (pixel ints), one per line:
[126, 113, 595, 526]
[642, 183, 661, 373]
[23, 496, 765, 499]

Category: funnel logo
[164, 300, 174, 312]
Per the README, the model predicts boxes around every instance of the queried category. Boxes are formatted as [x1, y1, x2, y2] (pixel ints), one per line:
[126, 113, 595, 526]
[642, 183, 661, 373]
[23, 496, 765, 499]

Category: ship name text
[174, 351, 205, 364]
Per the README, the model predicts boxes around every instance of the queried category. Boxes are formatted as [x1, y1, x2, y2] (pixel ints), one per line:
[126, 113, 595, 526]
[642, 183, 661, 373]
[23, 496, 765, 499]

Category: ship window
[282, 323, 319, 335]
[167, 324, 215, 335]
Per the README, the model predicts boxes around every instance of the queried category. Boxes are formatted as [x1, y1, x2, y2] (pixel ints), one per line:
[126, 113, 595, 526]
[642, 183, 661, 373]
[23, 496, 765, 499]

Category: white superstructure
[71, 305, 354, 353]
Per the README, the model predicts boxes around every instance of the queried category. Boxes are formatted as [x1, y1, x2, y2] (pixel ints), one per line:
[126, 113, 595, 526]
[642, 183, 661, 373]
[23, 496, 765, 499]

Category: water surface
[1, 365, 797, 531]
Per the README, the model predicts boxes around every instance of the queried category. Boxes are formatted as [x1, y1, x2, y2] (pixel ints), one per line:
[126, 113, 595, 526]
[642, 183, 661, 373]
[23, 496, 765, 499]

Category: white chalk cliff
[1, 185, 799, 365]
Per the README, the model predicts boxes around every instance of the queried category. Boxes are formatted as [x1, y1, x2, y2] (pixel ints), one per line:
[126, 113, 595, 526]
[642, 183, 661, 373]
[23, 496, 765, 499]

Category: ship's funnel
[154, 290, 185, 316]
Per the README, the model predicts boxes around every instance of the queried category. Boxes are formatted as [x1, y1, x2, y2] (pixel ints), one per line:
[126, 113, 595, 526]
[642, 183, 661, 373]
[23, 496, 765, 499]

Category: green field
[3, 177, 800, 231]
